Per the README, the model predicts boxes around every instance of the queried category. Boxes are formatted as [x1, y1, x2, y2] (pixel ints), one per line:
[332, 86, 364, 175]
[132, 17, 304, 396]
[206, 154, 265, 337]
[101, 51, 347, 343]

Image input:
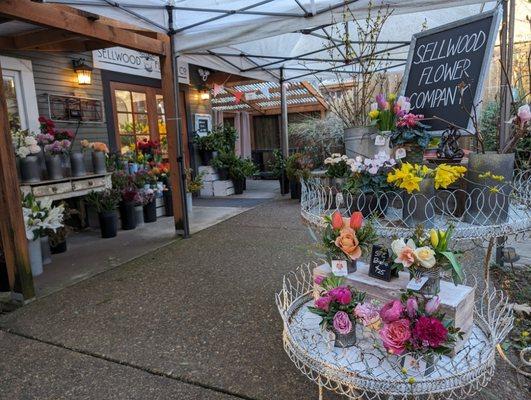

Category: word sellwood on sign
[93, 47, 190, 84]
[369, 245, 393, 281]
[401, 8, 501, 132]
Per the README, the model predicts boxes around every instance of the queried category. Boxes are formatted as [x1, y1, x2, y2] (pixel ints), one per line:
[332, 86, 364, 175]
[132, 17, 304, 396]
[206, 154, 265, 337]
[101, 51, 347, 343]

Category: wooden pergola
[0, 0, 187, 301]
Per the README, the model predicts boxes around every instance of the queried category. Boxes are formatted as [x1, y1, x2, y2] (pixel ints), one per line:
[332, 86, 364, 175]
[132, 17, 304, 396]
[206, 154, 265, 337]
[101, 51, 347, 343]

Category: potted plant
[389, 226, 464, 296]
[185, 168, 204, 209]
[86, 189, 121, 238]
[312, 210, 376, 274]
[22, 194, 64, 276]
[377, 292, 462, 376]
[343, 151, 396, 217]
[193, 132, 218, 165]
[44, 139, 71, 180]
[386, 111, 431, 164]
[269, 149, 289, 195]
[210, 152, 231, 180]
[308, 275, 366, 348]
[13, 130, 42, 183]
[47, 204, 77, 254]
[285, 153, 311, 200]
[120, 187, 139, 230]
[386, 163, 466, 227]
[323, 153, 351, 188]
[140, 188, 156, 223]
[82, 140, 109, 175]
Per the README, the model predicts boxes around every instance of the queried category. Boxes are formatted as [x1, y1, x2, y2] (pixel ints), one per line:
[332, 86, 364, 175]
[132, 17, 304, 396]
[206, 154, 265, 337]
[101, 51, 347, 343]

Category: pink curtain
[240, 112, 252, 158]
[234, 113, 242, 156]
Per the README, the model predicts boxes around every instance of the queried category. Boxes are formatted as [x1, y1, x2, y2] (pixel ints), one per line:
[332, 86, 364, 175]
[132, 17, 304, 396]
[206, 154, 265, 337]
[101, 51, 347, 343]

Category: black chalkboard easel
[369, 245, 394, 282]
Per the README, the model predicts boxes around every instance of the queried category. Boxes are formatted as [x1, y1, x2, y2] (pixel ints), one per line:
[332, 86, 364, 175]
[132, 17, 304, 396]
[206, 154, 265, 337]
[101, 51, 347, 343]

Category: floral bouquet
[309, 275, 366, 347]
[390, 226, 464, 293]
[38, 116, 74, 141]
[368, 94, 411, 132]
[344, 151, 396, 195]
[389, 112, 431, 151]
[387, 163, 467, 194]
[378, 293, 462, 359]
[13, 132, 41, 158]
[44, 139, 71, 155]
[314, 211, 377, 273]
[22, 193, 64, 241]
[81, 140, 109, 153]
[324, 153, 352, 179]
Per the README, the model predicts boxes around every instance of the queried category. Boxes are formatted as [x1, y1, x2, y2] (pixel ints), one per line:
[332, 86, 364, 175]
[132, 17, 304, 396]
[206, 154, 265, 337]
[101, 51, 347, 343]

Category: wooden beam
[301, 81, 329, 110]
[160, 39, 185, 232]
[17, 38, 113, 52]
[259, 103, 324, 115]
[0, 65, 35, 300]
[224, 87, 266, 114]
[0, 0, 165, 55]
[12, 28, 80, 49]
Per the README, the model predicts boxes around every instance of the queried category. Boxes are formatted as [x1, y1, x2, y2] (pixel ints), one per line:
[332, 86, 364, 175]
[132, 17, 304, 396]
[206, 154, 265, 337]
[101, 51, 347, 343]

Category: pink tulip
[517, 104, 531, 127]
[331, 211, 343, 230]
[425, 296, 441, 314]
[349, 211, 363, 230]
[406, 297, 418, 318]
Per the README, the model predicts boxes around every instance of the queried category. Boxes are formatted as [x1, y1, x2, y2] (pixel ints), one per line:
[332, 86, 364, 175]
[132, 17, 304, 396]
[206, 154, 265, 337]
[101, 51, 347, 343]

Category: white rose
[324, 157, 333, 164]
[25, 136, 37, 146]
[331, 153, 341, 158]
[29, 145, 41, 154]
[341, 155, 348, 161]
[17, 147, 30, 158]
[414, 246, 436, 269]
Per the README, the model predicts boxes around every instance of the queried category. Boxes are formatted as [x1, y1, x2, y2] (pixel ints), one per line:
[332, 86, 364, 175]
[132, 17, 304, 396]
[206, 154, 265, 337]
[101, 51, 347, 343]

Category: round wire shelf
[300, 169, 531, 241]
[276, 264, 514, 400]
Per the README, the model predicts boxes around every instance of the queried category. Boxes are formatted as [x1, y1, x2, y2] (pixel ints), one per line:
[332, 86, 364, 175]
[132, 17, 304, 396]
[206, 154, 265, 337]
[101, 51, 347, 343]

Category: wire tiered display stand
[300, 169, 531, 242]
[276, 263, 514, 400]
[277, 169, 530, 399]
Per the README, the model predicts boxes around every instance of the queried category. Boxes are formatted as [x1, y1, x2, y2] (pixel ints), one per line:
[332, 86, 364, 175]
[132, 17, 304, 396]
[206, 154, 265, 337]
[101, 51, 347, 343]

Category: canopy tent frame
[0, 0, 190, 301]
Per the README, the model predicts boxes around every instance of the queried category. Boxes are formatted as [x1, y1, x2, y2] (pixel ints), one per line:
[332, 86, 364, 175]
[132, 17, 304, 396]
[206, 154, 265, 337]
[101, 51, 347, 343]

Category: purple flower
[333, 311, 352, 335]
[406, 297, 418, 318]
[425, 296, 441, 314]
[328, 286, 352, 305]
[376, 93, 386, 109]
[315, 296, 332, 312]
[314, 275, 325, 285]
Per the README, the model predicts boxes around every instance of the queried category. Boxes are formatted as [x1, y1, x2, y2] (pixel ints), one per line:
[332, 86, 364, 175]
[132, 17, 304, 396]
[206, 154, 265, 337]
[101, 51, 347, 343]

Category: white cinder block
[198, 166, 216, 175]
[213, 180, 234, 196]
[200, 181, 214, 197]
[202, 173, 219, 182]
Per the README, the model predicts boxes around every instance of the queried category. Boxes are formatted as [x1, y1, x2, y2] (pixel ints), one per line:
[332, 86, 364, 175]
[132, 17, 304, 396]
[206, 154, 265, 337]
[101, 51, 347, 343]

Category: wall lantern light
[73, 59, 92, 85]
[200, 89, 211, 101]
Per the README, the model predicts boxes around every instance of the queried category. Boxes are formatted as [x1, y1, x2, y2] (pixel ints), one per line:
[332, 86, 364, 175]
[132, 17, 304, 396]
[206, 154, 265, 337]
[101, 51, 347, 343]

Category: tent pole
[166, 7, 190, 238]
[499, 0, 515, 151]
[280, 67, 289, 160]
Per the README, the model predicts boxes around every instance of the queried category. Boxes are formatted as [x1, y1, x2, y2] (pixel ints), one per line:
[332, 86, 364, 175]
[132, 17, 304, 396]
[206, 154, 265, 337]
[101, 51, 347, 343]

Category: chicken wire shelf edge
[300, 170, 531, 242]
[276, 263, 514, 400]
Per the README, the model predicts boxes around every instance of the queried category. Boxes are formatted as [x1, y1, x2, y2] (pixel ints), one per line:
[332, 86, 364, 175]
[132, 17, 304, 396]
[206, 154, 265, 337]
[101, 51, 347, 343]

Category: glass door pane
[3, 74, 21, 131]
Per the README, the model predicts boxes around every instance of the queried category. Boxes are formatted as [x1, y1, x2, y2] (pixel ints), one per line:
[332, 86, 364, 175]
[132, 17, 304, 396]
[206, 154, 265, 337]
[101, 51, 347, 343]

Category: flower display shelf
[300, 169, 531, 242]
[276, 264, 514, 400]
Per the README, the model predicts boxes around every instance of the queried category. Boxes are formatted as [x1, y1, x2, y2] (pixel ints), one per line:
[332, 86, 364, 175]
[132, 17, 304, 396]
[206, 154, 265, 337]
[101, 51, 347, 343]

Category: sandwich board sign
[401, 8, 501, 132]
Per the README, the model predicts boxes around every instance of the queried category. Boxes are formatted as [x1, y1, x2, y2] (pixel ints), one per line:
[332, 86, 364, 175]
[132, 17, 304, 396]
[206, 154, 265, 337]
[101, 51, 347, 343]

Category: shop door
[110, 82, 167, 156]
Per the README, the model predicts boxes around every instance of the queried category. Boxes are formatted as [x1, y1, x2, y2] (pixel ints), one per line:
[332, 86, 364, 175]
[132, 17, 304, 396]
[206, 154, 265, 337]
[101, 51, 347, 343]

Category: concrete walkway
[0, 197, 526, 399]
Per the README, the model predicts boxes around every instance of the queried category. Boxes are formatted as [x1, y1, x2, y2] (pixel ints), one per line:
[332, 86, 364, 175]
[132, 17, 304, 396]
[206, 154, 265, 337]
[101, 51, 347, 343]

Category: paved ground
[0, 197, 528, 399]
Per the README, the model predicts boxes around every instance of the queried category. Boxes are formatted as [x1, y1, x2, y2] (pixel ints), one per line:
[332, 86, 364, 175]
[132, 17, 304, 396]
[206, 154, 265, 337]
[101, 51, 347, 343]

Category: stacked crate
[198, 166, 234, 197]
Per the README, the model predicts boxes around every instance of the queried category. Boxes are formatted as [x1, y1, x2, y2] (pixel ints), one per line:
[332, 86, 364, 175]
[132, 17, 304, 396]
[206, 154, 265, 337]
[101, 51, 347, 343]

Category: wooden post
[159, 37, 189, 236]
[499, 0, 515, 150]
[0, 66, 35, 300]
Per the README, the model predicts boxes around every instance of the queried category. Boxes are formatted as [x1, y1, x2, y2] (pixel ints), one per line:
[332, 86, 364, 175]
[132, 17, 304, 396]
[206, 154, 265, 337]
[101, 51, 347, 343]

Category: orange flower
[350, 211, 363, 230]
[335, 227, 362, 260]
[91, 142, 109, 153]
[331, 211, 344, 230]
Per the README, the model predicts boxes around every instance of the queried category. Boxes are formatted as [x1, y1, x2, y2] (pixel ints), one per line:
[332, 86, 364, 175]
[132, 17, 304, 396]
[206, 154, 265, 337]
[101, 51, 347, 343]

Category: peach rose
[335, 227, 362, 260]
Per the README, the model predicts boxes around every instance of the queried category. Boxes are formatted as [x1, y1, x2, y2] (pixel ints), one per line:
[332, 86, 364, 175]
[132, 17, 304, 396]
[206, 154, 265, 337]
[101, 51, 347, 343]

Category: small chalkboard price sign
[402, 8, 501, 132]
[369, 245, 393, 282]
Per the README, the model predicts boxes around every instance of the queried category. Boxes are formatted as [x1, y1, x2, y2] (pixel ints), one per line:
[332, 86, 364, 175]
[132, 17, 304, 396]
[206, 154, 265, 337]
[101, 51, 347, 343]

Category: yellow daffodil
[401, 173, 422, 193]
[434, 164, 467, 189]
[368, 110, 380, 119]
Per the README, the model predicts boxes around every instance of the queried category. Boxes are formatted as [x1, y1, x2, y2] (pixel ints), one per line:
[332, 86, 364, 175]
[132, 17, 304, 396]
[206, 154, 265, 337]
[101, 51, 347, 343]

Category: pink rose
[315, 296, 332, 312]
[379, 319, 411, 355]
[425, 296, 441, 314]
[328, 286, 352, 305]
[412, 316, 448, 348]
[314, 275, 325, 285]
[406, 297, 418, 318]
[333, 311, 353, 335]
[380, 300, 404, 323]
[354, 302, 381, 328]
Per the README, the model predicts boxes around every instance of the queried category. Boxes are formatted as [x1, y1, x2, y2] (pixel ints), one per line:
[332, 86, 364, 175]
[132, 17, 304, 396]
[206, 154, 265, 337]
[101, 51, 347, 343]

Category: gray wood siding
[1, 50, 108, 150]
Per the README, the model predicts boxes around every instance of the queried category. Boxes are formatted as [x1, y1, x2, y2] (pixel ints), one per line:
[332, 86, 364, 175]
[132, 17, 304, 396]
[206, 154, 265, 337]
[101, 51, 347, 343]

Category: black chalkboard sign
[402, 8, 501, 132]
[369, 245, 393, 282]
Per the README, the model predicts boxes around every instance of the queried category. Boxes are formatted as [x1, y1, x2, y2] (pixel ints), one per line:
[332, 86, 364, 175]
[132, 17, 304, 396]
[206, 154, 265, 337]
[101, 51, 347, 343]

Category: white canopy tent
[46, 0, 497, 82]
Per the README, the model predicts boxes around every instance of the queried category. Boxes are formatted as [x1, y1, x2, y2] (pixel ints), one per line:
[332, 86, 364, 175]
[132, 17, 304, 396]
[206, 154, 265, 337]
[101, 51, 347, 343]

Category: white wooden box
[313, 262, 474, 353]
[213, 180, 234, 196]
[202, 173, 219, 182]
[198, 166, 216, 174]
[200, 181, 214, 197]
